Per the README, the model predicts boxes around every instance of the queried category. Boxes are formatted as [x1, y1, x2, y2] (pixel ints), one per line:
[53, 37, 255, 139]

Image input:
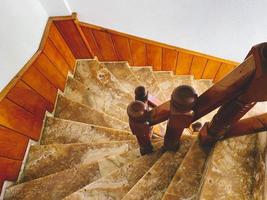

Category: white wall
[39, 0, 71, 16]
[0, 0, 48, 91]
[67, 0, 267, 62]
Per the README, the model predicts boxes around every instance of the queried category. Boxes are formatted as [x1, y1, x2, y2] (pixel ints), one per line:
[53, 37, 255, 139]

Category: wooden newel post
[135, 86, 148, 104]
[127, 100, 153, 155]
[163, 85, 198, 151]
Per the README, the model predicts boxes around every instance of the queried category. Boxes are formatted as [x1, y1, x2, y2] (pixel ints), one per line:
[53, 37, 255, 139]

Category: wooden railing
[128, 42, 267, 154]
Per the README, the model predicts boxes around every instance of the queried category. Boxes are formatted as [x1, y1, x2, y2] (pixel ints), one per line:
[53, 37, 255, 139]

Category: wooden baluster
[163, 85, 198, 151]
[127, 100, 153, 155]
[191, 122, 202, 132]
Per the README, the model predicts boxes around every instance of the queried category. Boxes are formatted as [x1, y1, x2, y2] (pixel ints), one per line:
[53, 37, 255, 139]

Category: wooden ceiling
[79, 21, 239, 82]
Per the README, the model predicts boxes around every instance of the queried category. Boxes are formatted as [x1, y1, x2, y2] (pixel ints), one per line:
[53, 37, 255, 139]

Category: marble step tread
[64, 76, 128, 122]
[63, 143, 165, 200]
[74, 59, 133, 109]
[54, 94, 130, 131]
[4, 142, 162, 200]
[198, 135, 257, 200]
[162, 139, 211, 200]
[102, 62, 141, 94]
[130, 66, 167, 102]
[172, 75, 193, 88]
[153, 71, 175, 100]
[121, 135, 195, 200]
[41, 117, 135, 145]
[193, 79, 213, 96]
[21, 141, 138, 182]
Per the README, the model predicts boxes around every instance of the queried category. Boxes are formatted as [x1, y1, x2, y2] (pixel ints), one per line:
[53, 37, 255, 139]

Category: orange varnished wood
[33, 53, 66, 91]
[111, 34, 133, 65]
[48, 23, 76, 71]
[43, 38, 69, 78]
[0, 157, 22, 181]
[146, 44, 162, 71]
[162, 48, 178, 71]
[214, 63, 236, 82]
[0, 179, 3, 193]
[92, 30, 118, 61]
[7, 80, 53, 117]
[190, 56, 208, 79]
[0, 126, 29, 160]
[0, 98, 43, 140]
[129, 39, 147, 66]
[175, 52, 193, 75]
[202, 60, 222, 79]
[80, 26, 103, 59]
[54, 20, 92, 58]
[21, 66, 58, 104]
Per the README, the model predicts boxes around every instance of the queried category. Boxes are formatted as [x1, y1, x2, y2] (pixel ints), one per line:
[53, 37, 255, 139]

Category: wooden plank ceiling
[80, 22, 239, 82]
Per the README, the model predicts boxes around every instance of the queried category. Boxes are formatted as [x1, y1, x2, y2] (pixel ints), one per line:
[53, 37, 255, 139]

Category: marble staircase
[3, 59, 266, 200]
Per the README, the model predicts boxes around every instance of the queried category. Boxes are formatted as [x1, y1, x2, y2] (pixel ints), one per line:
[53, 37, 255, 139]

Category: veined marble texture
[162, 139, 211, 200]
[121, 135, 194, 200]
[54, 94, 130, 131]
[5, 142, 163, 200]
[64, 144, 164, 200]
[130, 67, 167, 102]
[22, 141, 137, 182]
[102, 62, 141, 95]
[64, 76, 128, 122]
[154, 71, 175, 100]
[41, 117, 134, 145]
[74, 59, 133, 109]
[173, 75, 193, 88]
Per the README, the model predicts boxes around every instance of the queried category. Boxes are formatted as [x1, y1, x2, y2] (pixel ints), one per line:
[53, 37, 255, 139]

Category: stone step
[21, 141, 137, 182]
[102, 62, 141, 94]
[197, 135, 257, 199]
[4, 142, 162, 200]
[74, 59, 133, 109]
[193, 79, 213, 96]
[130, 66, 167, 102]
[41, 117, 134, 145]
[64, 76, 128, 122]
[162, 139, 211, 200]
[63, 143, 164, 200]
[54, 94, 130, 131]
[121, 135, 195, 200]
[172, 75, 193, 88]
[153, 71, 175, 100]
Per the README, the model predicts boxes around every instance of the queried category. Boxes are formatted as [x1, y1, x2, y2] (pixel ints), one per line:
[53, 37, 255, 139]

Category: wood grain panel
[176, 52, 193, 75]
[92, 30, 118, 61]
[0, 157, 22, 181]
[162, 48, 178, 71]
[111, 34, 133, 65]
[129, 39, 147, 66]
[0, 98, 42, 140]
[43, 38, 69, 78]
[0, 179, 3, 193]
[0, 126, 28, 160]
[48, 23, 76, 71]
[214, 63, 235, 82]
[54, 20, 92, 58]
[190, 56, 208, 79]
[80, 26, 103, 59]
[202, 60, 222, 79]
[22, 66, 58, 104]
[146, 44, 162, 71]
[34, 53, 66, 91]
[7, 80, 53, 117]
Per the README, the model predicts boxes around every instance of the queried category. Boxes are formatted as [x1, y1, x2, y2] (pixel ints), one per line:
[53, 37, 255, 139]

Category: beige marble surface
[198, 135, 257, 200]
[64, 143, 164, 200]
[153, 71, 175, 100]
[130, 67, 167, 102]
[102, 62, 141, 95]
[74, 59, 133, 109]
[41, 117, 134, 145]
[54, 94, 130, 131]
[162, 139, 210, 200]
[121, 135, 194, 200]
[5, 143, 165, 200]
[172, 75, 193, 88]
[22, 141, 137, 182]
[64, 76, 128, 122]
